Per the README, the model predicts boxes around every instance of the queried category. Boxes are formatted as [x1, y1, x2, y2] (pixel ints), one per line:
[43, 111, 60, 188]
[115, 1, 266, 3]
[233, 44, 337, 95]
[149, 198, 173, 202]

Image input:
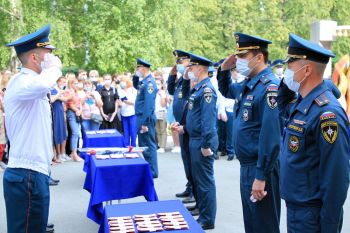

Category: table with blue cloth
[83, 129, 124, 148]
[83, 154, 159, 224]
[98, 200, 205, 233]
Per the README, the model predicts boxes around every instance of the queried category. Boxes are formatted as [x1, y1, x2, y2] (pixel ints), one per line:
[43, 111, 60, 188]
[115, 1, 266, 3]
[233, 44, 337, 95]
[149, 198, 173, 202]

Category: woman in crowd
[155, 78, 168, 153]
[81, 79, 103, 131]
[118, 75, 137, 147]
[50, 76, 69, 163]
[99, 74, 120, 130]
[65, 74, 83, 162]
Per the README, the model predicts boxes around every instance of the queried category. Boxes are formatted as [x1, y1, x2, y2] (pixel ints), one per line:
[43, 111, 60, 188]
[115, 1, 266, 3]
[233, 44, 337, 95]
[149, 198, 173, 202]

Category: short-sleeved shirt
[99, 86, 119, 114]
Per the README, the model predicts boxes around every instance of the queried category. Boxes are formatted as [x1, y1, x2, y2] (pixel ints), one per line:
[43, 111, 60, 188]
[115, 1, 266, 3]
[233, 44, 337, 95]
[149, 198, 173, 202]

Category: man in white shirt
[3, 24, 62, 233]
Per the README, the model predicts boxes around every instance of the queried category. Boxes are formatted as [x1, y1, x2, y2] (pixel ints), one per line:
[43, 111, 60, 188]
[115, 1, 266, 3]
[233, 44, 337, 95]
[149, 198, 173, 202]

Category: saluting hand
[41, 53, 62, 70]
[170, 65, 177, 75]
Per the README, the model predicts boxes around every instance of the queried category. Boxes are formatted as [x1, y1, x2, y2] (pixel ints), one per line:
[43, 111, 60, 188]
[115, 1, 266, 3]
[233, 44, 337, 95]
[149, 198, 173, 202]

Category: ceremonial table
[83, 129, 124, 148]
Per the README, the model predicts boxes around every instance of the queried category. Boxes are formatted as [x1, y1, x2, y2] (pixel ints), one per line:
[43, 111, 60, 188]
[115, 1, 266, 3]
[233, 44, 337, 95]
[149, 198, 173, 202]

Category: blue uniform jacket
[218, 68, 282, 180]
[167, 74, 190, 122]
[277, 81, 350, 232]
[133, 74, 158, 127]
[186, 78, 217, 150]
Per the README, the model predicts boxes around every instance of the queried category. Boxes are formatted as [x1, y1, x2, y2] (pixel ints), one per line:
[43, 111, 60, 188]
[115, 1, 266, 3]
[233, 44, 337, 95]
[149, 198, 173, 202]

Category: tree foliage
[0, 0, 349, 73]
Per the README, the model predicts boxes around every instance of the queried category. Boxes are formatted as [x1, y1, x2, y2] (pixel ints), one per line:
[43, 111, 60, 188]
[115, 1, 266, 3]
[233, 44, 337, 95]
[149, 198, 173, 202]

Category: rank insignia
[321, 121, 338, 144]
[293, 119, 306, 125]
[204, 92, 212, 103]
[289, 135, 299, 152]
[189, 101, 193, 110]
[266, 92, 278, 109]
[243, 109, 249, 121]
[147, 84, 154, 94]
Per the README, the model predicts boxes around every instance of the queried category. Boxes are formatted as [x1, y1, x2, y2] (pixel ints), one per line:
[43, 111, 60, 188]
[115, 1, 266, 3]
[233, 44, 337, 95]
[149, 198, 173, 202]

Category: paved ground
[1, 151, 349, 233]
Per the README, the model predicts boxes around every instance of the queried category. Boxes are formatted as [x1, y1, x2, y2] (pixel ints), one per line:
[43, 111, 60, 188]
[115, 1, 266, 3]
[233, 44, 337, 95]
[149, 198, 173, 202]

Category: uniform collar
[141, 74, 153, 83]
[194, 77, 210, 90]
[246, 67, 272, 90]
[20, 67, 39, 76]
[296, 82, 328, 115]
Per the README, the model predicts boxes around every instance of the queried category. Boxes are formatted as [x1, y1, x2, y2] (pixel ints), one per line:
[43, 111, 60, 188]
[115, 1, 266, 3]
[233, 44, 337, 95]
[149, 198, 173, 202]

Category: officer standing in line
[277, 34, 349, 233]
[185, 53, 218, 230]
[271, 59, 285, 80]
[133, 58, 158, 178]
[167, 50, 196, 205]
[218, 33, 282, 233]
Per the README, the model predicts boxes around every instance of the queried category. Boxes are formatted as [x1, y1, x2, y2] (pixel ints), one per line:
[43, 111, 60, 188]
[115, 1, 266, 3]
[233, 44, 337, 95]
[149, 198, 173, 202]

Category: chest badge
[243, 109, 249, 121]
[178, 91, 183, 99]
[289, 135, 299, 152]
[321, 121, 338, 144]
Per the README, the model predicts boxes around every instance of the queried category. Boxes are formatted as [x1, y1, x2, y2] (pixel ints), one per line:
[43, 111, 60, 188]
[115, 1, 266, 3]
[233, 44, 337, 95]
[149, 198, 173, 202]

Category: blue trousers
[122, 115, 137, 147]
[217, 119, 226, 152]
[66, 109, 80, 152]
[179, 133, 193, 194]
[286, 204, 343, 233]
[137, 117, 158, 178]
[3, 168, 50, 233]
[82, 119, 101, 131]
[225, 111, 235, 155]
[240, 163, 281, 233]
[190, 138, 217, 225]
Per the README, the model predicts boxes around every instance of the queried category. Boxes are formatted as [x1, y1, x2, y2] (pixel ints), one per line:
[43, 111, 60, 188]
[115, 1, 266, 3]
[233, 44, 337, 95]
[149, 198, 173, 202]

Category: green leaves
[1, 0, 349, 72]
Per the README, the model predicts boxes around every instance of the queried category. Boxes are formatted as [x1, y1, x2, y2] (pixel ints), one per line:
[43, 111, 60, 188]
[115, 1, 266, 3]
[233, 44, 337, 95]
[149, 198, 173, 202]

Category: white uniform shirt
[4, 67, 62, 176]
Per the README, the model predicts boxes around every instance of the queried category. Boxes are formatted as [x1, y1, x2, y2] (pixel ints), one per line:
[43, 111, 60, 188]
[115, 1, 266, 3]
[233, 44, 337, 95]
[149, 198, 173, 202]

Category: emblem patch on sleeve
[147, 83, 154, 94]
[204, 92, 212, 103]
[289, 135, 299, 152]
[266, 92, 278, 109]
[321, 121, 338, 143]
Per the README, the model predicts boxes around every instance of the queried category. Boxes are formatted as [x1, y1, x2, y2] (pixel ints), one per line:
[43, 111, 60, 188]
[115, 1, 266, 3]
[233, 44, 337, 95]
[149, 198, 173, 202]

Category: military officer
[185, 53, 218, 230]
[218, 33, 282, 233]
[133, 58, 158, 178]
[277, 34, 349, 233]
[167, 50, 195, 204]
[271, 59, 285, 80]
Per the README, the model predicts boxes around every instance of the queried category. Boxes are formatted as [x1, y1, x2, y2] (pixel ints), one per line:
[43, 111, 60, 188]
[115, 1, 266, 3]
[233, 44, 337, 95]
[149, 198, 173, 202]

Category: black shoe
[186, 205, 197, 211]
[219, 151, 227, 156]
[49, 179, 58, 186]
[197, 220, 215, 230]
[190, 208, 200, 216]
[182, 196, 196, 204]
[47, 223, 54, 229]
[46, 226, 54, 233]
[227, 154, 235, 161]
[50, 178, 60, 183]
[175, 190, 190, 198]
[214, 154, 219, 160]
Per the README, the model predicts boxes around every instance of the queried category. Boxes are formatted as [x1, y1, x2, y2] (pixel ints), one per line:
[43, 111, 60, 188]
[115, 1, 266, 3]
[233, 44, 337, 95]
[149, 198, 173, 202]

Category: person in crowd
[3, 24, 62, 233]
[89, 69, 99, 88]
[65, 74, 83, 162]
[118, 75, 137, 147]
[112, 73, 121, 90]
[278, 33, 349, 233]
[81, 79, 103, 131]
[155, 78, 168, 153]
[218, 33, 282, 233]
[133, 58, 158, 178]
[50, 76, 69, 163]
[78, 69, 88, 80]
[99, 74, 120, 129]
[271, 59, 285, 80]
[166, 96, 181, 153]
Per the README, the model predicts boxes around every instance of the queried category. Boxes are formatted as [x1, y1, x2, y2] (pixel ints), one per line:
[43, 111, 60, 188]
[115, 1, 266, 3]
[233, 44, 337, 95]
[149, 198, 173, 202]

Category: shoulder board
[266, 83, 278, 92]
[314, 93, 330, 107]
[201, 83, 208, 88]
[259, 76, 271, 85]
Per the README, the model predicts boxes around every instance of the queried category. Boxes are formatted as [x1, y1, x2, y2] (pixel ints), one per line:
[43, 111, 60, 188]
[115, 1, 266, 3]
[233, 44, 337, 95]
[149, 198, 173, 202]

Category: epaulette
[314, 93, 330, 107]
[259, 75, 271, 85]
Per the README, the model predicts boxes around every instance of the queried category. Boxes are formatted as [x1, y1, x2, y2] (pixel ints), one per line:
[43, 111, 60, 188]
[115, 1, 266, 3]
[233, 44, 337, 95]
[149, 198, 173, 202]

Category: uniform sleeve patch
[321, 121, 338, 144]
[320, 111, 336, 121]
[204, 92, 212, 103]
[266, 92, 278, 109]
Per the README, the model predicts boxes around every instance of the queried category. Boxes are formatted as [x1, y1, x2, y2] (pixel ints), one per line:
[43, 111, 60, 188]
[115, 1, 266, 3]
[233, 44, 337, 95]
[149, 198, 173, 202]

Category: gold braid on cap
[287, 54, 307, 59]
[36, 42, 51, 47]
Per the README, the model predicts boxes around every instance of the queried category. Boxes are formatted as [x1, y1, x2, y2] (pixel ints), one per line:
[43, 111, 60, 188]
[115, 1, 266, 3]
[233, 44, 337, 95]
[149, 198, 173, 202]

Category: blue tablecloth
[83, 154, 159, 224]
[98, 200, 205, 233]
[83, 129, 124, 148]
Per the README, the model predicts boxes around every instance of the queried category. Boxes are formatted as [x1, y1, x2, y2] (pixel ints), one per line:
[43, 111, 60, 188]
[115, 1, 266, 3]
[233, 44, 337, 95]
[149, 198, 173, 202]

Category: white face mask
[120, 81, 127, 89]
[275, 67, 284, 76]
[104, 80, 112, 86]
[283, 66, 306, 93]
[236, 56, 258, 77]
[176, 64, 185, 74]
[188, 71, 198, 82]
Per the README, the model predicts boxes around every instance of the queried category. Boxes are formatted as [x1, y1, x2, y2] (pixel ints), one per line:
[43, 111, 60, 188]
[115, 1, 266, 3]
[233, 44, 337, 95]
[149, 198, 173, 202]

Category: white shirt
[4, 67, 62, 176]
[118, 87, 137, 117]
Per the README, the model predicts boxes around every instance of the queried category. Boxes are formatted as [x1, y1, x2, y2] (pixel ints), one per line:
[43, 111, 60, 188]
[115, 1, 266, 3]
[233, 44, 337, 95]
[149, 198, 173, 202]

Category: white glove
[41, 53, 62, 70]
